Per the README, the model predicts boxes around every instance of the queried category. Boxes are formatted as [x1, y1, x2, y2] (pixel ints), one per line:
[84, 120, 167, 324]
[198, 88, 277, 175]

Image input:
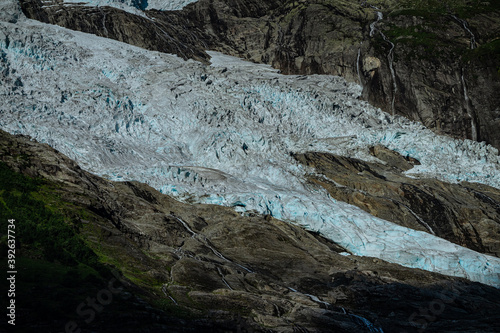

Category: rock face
[19, 0, 210, 62]
[293, 148, 500, 257]
[2, 129, 500, 332]
[184, 0, 500, 148]
[20, 0, 500, 149]
[364, 7, 500, 149]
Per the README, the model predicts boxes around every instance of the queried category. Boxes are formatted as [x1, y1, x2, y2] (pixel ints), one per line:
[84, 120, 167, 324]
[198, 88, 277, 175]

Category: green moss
[0, 161, 99, 267]
[84, 227, 164, 290]
[389, 8, 439, 19]
[0, 160, 190, 328]
[152, 298, 196, 319]
[385, 25, 437, 44]
[462, 38, 500, 64]
[453, 1, 500, 18]
[378, 22, 465, 61]
[281, 2, 307, 25]
[391, 0, 500, 18]
[380, 0, 500, 63]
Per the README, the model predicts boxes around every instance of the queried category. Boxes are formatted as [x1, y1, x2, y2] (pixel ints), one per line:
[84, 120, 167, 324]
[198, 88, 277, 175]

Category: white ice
[62, 0, 149, 17]
[61, 0, 197, 12]
[0, 4, 499, 287]
[145, 0, 198, 11]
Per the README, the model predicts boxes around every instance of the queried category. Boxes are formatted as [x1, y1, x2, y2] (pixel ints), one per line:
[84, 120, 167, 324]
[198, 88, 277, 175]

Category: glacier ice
[61, 0, 198, 12]
[61, 0, 150, 17]
[145, 0, 198, 11]
[0, 9, 499, 287]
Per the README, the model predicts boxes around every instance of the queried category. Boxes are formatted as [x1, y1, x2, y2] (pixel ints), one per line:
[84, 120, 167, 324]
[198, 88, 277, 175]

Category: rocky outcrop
[364, 7, 500, 149]
[293, 147, 500, 257]
[2, 129, 500, 332]
[19, 0, 210, 62]
[179, 0, 368, 79]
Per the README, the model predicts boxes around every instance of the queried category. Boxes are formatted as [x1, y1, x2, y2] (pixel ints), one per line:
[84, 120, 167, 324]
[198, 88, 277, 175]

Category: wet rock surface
[1, 130, 500, 332]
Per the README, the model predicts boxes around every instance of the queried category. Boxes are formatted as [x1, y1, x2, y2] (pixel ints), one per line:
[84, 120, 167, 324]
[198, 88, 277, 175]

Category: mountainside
[1, 1, 500, 331]
[2, 129, 500, 332]
[17, 0, 500, 149]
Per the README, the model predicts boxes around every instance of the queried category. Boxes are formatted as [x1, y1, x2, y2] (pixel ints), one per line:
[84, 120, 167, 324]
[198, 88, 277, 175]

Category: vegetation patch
[0, 160, 181, 329]
[385, 25, 437, 46]
[462, 38, 500, 64]
[0, 162, 99, 267]
[0, 257, 104, 324]
[391, 0, 500, 18]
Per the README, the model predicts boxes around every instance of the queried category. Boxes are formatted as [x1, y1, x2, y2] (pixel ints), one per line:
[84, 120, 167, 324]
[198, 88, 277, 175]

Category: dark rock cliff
[19, 0, 211, 62]
[364, 5, 500, 149]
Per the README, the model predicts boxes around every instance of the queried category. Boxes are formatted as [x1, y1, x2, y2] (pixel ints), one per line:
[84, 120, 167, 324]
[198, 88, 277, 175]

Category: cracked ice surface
[62, 0, 149, 16]
[0, 14, 499, 287]
[145, 0, 198, 11]
[61, 0, 197, 12]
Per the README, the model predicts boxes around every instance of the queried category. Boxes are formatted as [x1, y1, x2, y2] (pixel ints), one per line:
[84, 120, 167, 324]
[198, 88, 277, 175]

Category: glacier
[60, 0, 198, 12]
[0, 4, 499, 287]
[145, 0, 198, 11]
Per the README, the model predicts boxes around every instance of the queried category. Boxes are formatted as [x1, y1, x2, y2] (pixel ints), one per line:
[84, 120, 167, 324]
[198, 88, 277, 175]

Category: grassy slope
[0, 161, 115, 329]
[0, 160, 193, 331]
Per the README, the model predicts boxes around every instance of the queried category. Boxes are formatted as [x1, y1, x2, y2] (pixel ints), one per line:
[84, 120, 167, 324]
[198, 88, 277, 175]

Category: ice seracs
[61, 0, 198, 12]
[1, 10, 499, 287]
[146, 0, 198, 11]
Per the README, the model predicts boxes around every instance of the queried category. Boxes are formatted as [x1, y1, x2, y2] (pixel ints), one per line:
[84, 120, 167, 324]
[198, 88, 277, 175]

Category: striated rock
[363, 8, 500, 148]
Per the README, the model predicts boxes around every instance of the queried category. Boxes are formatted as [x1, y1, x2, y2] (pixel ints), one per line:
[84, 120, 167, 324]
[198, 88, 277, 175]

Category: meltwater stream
[368, 9, 397, 115]
[451, 14, 477, 50]
[1, 11, 500, 287]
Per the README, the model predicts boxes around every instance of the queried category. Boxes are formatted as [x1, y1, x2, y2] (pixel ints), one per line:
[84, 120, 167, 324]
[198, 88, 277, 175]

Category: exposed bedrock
[19, 0, 211, 62]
